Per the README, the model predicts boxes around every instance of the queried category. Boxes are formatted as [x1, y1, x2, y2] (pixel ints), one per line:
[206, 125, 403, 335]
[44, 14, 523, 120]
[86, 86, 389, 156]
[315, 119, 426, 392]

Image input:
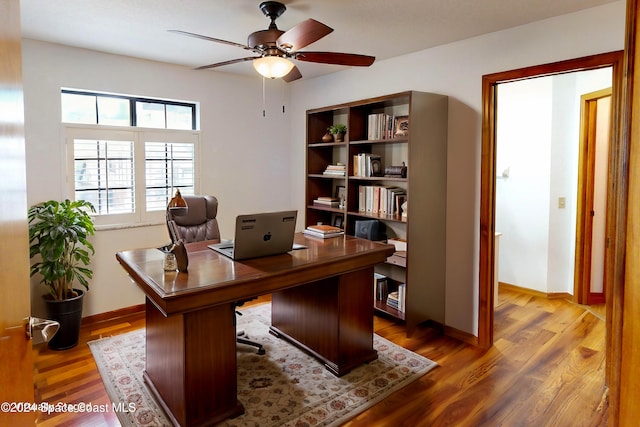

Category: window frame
[61, 89, 198, 130]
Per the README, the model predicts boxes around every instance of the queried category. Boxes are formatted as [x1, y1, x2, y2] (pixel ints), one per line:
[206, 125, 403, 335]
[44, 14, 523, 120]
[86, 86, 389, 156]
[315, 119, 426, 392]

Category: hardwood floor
[33, 289, 607, 426]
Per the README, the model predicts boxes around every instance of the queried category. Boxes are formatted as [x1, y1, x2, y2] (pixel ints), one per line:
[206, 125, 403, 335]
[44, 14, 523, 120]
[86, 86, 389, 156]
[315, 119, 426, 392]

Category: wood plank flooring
[33, 289, 607, 426]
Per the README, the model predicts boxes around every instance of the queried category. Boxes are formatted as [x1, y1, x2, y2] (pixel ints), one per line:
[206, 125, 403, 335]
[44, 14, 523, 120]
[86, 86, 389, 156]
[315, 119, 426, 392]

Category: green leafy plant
[28, 199, 96, 301]
[329, 123, 347, 135]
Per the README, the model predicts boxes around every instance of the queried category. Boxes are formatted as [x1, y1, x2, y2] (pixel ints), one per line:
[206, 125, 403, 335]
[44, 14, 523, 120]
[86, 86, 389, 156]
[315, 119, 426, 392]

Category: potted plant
[329, 123, 347, 142]
[28, 199, 96, 350]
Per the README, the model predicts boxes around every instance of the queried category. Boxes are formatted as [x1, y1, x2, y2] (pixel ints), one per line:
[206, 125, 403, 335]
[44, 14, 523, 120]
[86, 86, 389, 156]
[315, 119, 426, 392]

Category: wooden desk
[116, 234, 394, 426]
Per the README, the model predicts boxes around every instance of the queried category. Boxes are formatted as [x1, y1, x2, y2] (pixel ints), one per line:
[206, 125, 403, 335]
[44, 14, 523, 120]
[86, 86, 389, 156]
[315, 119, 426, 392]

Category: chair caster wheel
[257, 348, 266, 355]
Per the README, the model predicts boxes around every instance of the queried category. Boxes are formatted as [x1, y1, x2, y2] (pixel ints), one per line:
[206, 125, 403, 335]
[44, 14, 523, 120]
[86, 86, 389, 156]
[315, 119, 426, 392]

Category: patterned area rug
[88, 303, 437, 426]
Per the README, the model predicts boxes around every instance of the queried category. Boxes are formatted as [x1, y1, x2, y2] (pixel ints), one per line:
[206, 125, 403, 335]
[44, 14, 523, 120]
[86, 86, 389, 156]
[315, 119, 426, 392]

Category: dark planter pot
[43, 289, 85, 350]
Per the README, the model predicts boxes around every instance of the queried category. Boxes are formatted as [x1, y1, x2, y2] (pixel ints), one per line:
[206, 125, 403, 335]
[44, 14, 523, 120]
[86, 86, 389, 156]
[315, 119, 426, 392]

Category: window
[74, 138, 135, 215]
[62, 90, 199, 227]
[62, 89, 197, 130]
[145, 142, 195, 211]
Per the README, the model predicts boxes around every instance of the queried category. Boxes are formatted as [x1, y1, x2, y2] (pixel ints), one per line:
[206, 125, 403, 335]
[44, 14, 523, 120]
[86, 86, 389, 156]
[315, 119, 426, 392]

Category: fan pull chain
[262, 76, 266, 117]
[281, 78, 286, 114]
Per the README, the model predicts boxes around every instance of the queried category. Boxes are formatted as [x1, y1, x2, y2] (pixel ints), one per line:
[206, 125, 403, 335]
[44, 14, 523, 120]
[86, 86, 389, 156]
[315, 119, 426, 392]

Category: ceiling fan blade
[283, 66, 303, 83]
[168, 29, 255, 51]
[195, 57, 259, 70]
[277, 19, 333, 52]
[294, 52, 375, 67]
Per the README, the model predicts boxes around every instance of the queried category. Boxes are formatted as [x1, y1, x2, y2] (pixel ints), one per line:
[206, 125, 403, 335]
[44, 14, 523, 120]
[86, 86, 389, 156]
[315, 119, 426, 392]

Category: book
[323, 170, 346, 176]
[387, 238, 407, 252]
[306, 224, 343, 234]
[357, 185, 406, 217]
[322, 163, 346, 176]
[368, 113, 398, 140]
[313, 200, 340, 207]
[387, 291, 399, 309]
[325, 164, 346, 170]
[386, 284, 406, 312]
[374, 273, 388, 301]
[353, 153, 383, 177]
[313, 197, 340, 207]
[398, 283, 406, 312]
[303, 229, 344, 239]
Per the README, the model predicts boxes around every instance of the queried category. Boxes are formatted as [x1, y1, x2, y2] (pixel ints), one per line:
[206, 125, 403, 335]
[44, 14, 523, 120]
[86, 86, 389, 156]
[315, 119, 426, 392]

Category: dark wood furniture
[115, 234, 394, 427]
[305, 91, 448, 333]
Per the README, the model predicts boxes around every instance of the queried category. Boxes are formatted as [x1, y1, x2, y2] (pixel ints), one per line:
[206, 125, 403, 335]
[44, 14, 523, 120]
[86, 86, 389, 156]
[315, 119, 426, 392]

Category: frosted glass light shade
[253, 56, 295, 79]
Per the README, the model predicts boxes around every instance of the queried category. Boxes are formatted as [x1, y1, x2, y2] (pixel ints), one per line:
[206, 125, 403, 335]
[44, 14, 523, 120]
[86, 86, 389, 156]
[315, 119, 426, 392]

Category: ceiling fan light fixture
[253, 56, 294, 78]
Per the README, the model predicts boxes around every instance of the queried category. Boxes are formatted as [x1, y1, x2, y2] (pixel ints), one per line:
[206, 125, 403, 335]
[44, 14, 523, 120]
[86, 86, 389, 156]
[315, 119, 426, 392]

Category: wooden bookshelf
[305, 91, 448, 334]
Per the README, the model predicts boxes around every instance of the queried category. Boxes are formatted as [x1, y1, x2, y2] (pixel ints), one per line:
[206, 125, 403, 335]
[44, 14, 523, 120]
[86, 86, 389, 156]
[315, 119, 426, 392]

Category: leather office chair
[166, 194, 220, 244]
[166, 194, 265, 355]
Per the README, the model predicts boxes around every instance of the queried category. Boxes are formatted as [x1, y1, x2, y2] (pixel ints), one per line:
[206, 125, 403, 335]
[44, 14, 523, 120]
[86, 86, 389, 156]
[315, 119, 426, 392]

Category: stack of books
[386, 283, 406, 312]
[312, 196, 340, 208]
[303, 224, 344, 239]
[322, 164, 346, 176]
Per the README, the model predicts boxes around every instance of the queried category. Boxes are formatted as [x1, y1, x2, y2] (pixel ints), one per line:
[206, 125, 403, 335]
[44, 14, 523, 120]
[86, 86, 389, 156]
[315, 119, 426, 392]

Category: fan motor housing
[248, 28, 284, 50]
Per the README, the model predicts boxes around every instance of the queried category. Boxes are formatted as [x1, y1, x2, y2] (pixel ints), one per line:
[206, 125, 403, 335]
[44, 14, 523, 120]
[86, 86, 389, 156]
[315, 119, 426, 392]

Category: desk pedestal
[143, 298, 244, 426]
[270, 267, 377, 376]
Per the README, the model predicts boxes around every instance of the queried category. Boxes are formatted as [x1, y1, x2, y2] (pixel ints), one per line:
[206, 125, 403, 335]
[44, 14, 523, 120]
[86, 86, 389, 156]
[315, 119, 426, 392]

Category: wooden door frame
[615, 0, 640, 424]
[0, 0, 35, 425]
[574, 88, 613, 305]
[479, 51, 625, 350]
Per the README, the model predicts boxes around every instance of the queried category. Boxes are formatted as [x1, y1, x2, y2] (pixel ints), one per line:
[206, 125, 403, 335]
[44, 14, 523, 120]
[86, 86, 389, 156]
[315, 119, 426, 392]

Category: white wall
[23, 40, 294, 318]
[289, 1, 625, 336]
[496, 77, 553, 293]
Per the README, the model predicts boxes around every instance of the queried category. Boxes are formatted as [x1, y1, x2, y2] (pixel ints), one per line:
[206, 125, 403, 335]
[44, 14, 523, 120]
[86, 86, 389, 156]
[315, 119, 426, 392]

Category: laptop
[208, 210, 297, 260]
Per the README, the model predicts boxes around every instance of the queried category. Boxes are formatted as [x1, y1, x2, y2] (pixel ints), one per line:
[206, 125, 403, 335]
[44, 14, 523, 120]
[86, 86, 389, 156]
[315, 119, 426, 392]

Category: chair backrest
[166, 195, 221, 243]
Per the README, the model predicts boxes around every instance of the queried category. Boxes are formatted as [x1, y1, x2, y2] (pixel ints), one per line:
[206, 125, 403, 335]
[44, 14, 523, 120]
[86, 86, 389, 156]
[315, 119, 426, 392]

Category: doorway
[478, 51, 624, 352]
[494, 72, 612, 300]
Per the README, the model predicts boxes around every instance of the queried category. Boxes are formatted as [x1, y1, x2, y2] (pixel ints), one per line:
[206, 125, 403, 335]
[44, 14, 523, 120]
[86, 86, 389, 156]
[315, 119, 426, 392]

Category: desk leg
[143, 298, 244, 426]
[270, 267, 377, 376]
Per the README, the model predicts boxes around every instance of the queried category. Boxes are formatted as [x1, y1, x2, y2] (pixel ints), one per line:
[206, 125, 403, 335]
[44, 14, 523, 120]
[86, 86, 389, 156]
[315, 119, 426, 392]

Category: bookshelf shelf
[309, 141, 347, 147]
[349, 176, 407, 182]
[374, 300, 405, 321]
[308, 174, 346, 179]
[349, 138, 409, 145]
[305, 91, 448, 334]
[347, 210, 405, 223]
[307, 205, 345, 214]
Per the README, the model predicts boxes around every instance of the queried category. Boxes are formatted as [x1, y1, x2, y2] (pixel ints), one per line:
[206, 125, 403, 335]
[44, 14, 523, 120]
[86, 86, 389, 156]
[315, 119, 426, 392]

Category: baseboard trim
[444, 325, 478, 346]
[499, 282, 572, 301]
[589, 292, 606, 305]
[81, 304, 145, 326]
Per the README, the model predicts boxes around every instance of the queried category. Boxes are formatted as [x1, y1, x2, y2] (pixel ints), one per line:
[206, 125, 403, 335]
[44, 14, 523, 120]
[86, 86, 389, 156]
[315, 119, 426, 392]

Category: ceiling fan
[169, 1, 375, 82]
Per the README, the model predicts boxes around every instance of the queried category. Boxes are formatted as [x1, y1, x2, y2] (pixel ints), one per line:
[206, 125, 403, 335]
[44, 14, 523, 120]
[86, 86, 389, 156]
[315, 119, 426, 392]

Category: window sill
[95, 221, 165, 232]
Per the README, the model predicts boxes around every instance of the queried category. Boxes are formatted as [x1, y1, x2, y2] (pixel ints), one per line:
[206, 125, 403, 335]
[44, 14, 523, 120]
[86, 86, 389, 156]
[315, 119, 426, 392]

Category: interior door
[0, 1, 36, 425]
[574, 89, 612, 305]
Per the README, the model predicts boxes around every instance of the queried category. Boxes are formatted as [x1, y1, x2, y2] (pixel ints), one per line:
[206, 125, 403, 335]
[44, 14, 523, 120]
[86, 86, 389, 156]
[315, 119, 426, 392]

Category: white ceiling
[20, 0, 619, 81]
